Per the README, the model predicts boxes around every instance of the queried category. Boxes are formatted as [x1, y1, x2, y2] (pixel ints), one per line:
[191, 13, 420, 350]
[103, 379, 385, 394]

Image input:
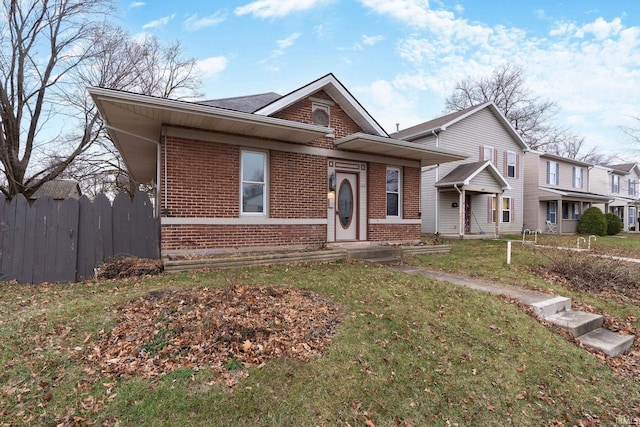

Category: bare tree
[0, 0, 114, 198]
[444, 64, 591, 158]
[0, 1, 202, 199]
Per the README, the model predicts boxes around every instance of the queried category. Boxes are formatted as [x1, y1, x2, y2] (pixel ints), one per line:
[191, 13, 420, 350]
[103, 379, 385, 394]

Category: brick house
[392, 103, 527, 238]
[89, 74, 466, 258]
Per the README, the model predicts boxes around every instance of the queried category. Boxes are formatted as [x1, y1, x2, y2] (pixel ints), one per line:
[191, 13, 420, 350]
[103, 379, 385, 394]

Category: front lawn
[2, 241, 640, 425]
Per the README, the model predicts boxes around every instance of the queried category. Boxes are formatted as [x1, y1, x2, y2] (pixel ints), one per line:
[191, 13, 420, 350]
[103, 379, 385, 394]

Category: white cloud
[362, 34, 385, 46]
[197, 56, 228, 77]
[354, 80, 423, 134]
[277, 32, 302, 49]
[128, 1, 145, 8]
[142, 14, 176, 30]
[184, 12, 226, 31]
[579, 17, 623, 40]
[235, 0, 332, 18]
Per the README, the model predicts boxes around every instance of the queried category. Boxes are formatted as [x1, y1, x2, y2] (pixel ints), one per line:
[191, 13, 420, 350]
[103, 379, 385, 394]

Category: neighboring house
[30, 179, 82, 200]
[591, 163, 640, 231]
[523, 152, 611, 234]
[89, 73, 467, 258]
[391, 102, 527, 238]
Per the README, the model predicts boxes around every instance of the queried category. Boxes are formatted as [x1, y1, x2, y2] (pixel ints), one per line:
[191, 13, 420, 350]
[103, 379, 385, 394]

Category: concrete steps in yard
[531, 295, 635, 357]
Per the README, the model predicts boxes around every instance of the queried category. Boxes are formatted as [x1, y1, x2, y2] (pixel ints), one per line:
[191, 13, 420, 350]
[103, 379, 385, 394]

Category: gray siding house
[523, 151, 611, 234]
[591, 163, 640, 232]
[392, 102, 528, 238]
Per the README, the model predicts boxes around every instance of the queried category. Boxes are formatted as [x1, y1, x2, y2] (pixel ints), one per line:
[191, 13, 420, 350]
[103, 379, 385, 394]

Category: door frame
[327, 159, 367, 242]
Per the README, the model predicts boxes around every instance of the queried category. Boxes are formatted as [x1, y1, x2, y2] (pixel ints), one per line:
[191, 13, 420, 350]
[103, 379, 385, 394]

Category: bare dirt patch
[83, 284, 341, 385]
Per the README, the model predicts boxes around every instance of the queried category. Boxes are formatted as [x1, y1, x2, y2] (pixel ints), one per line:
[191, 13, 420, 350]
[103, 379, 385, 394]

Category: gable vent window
[312, 103, 330, 126]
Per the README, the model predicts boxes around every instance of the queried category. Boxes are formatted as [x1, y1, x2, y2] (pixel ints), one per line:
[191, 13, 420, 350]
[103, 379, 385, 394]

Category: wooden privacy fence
[0, 191, 159, 284]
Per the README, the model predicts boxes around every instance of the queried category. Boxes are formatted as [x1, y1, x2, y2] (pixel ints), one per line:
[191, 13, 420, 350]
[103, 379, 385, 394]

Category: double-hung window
[547, 161, 559, 185]
[386, 167, 401, 217]
[241, 150, 267, 215]
[573, 167, 583, 189]
[482, 145, 495, 164]
[629, 179, 637, 197]
[506, 151, 516, 178]
[502, 197, 511, 223]
[612, 175, 620, 194]
[547, 201, 557, 224]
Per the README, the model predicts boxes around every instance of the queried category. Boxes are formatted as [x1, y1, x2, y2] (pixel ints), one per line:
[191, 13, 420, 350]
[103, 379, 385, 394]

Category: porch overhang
[334, 133, 467, 167]
[435, 160, 511, 191]
[88, 87, 333, 183]
[609, 197, 640, 207]
[538, 186, 613, 203]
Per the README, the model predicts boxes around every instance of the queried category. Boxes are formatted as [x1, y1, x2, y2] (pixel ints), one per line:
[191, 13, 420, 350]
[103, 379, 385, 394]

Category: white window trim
[507, 151, 516, 178]
[612, 175, 620, 194]
[386, 166, 401, 217]
[483, 145, 495, 164]
[240, 149, 268, 216]
[547, 201, 557, 223]
[573, 167, 583, 189]
[548, 161, 558, 185]
[501, 196, 511, 223]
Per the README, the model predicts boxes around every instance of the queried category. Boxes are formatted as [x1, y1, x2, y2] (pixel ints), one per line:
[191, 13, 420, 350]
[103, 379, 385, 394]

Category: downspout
[454, 184, 463, 238]
[163, 124, 168, 216]
[433, 130, 440, 234]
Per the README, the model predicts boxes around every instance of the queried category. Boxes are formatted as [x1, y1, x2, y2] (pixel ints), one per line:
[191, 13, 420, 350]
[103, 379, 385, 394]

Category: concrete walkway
[390, 264, 636, 357]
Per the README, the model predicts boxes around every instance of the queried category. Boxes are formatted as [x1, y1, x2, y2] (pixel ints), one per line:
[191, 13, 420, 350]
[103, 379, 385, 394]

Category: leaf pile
[96, 257, 163, 279]
[83, 285, 341, 382]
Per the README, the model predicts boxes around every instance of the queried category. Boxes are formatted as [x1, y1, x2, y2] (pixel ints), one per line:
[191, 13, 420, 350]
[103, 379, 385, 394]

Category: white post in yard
[507, 241, 512, 265]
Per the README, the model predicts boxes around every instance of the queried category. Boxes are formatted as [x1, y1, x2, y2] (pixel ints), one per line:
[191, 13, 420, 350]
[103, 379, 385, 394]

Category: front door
[335, 172, 358, 241]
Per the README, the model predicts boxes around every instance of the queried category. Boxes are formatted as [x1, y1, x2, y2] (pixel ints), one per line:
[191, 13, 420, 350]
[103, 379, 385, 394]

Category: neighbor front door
[335, 172, 358, 241]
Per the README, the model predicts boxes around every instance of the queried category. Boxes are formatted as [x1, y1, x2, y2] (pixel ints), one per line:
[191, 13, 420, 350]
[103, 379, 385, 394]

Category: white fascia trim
[254, 75, 387, 136]
[368, 218, 422, 225]
[166, 127, 421, 168]
[88, 87, 332, 136]
[466, 160, 512, 190]
[162, 217, 327, 226]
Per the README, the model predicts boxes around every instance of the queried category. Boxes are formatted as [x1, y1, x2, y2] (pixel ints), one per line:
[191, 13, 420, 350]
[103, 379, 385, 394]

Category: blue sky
[115, 0, 640, 161]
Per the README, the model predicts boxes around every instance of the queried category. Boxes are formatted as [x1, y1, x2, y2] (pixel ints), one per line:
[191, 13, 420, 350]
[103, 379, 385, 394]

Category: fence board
[43, 197, 59, 282]
[21, 197, 37, 284]
[54, 198, 79, 283]
[77, 196, 96, 280]
[112, 193, 132, 257]
[1, 197, 17, 281]
[32, 197, 50, 284]
[10, 196, 28, 283]
[0, 198, 7, 268]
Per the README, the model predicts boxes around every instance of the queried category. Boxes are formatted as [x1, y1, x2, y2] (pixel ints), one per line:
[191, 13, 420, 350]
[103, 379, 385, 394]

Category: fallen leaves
[81, 284, 342, 382]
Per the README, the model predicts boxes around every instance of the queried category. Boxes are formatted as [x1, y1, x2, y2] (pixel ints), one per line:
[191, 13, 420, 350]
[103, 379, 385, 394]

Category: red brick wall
[161, 224, 326, 251]
[273, 90, 361, 150]
[270, 151, 326, 218]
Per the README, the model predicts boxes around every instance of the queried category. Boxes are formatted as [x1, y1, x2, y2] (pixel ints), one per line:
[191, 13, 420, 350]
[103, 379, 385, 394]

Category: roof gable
[391, 102, 529, 151]
[255, 73, 388, 137]
[436, 160, 511, 190]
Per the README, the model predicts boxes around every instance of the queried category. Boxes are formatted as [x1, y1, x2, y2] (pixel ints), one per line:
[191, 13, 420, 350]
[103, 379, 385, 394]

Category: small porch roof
[538, 186, 613, 203]
[609, 196, 640, 207]
[334, 133, 467, 166]
[435, 160, 511, 191]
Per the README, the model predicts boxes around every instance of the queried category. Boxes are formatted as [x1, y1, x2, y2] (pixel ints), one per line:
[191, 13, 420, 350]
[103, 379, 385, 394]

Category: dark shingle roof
[199, 92, 282, 113]
[31, 180, 81, 200]
[437, 161, 487, 185]
[392, 104, 483, 140]
[607, 163, 636, 173]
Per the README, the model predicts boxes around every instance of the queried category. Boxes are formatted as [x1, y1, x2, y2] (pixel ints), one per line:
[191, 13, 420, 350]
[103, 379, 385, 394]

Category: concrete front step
[577, 328, 636, 357]
[530, 296, 572, 318]
[363, 257, 402, 265]
[545, 310, 603, 337]
[346, 246, 400, 261]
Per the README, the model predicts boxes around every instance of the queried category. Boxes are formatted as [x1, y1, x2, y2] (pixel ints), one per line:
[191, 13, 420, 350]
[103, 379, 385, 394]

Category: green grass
[1, 245, 640, 425]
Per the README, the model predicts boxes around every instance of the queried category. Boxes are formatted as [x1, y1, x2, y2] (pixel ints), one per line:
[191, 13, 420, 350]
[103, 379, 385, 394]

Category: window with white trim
[386, 167, 401, 217]
[547, 201, 557, 224]
[506, 151, 516, 178]
[502, 197, 511, 223]
[573, 167, 584, 189]
[241, 150, 267, 215]
[612, 175, 620, 194]
[629, 179, 637, 197]
[562, 202, 580, 220]
[547, 161, 559, 185]
[483, 145, 495, 164]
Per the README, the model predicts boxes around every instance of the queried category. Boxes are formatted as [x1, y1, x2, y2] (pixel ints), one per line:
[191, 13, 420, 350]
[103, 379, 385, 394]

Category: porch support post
[557, 198, 563, 234]
[459, 188, 465, 238]
[495, 192, 501, 237]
